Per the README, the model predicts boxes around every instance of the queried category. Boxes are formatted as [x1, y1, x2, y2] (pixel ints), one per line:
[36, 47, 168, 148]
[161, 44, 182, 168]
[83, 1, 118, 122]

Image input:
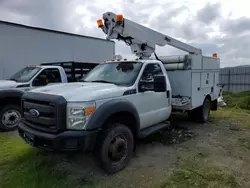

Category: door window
[32, 68, 61, 86]
[139, 63, 163, 90]
[40, 68, 62, 83]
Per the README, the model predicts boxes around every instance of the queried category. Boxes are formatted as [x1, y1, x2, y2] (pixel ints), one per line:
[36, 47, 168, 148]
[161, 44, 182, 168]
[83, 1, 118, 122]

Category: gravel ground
[44, 112, 250, 188]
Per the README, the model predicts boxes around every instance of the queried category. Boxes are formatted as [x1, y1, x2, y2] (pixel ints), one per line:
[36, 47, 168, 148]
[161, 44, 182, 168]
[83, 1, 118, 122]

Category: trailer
[0, 20, 115, 79]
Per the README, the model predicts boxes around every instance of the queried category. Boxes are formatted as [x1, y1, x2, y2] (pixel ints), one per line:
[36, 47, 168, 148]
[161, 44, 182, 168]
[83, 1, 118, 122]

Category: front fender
[85, 99, 140, 134]
[0, 89, 24, 99]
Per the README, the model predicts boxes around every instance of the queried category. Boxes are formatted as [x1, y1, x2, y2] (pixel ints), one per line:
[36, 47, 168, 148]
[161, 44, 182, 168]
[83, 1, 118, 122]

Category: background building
[0, 20, 115, 79]
[219, 66, 250, 92]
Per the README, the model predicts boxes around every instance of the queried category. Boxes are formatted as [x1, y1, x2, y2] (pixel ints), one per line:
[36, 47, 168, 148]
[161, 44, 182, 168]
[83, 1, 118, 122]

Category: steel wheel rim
[108, 134, 128, 164]
[1, 109, 21, 128]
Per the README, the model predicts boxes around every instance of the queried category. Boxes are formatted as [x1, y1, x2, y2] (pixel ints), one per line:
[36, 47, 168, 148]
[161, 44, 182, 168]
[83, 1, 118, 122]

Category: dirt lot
[1, 108, 250, 188]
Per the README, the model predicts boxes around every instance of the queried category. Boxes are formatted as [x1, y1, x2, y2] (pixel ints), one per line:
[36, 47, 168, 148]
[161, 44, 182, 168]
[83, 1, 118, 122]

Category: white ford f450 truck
[18, 12, 222, 173]
[0, 61, 98, 131]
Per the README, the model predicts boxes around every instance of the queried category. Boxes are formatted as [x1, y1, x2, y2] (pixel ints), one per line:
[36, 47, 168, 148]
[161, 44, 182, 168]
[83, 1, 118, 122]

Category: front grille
[23, 99, 57, 132]
[21, 92, 67, 133]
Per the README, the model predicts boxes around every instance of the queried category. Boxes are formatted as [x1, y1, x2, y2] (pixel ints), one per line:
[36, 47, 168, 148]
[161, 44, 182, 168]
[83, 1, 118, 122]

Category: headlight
[66, 101, 96, 130]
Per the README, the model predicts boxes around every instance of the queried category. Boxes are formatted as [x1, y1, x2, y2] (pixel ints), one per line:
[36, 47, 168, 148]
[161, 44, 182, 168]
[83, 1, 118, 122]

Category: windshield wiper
[90, 80, 116, 84]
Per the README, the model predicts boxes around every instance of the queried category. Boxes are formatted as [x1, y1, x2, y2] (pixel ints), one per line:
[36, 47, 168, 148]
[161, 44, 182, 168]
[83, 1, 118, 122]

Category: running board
[139, 121, 170, 139]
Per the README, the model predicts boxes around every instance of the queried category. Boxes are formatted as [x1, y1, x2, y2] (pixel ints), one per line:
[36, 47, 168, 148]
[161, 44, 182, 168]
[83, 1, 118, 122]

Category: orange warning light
[212, 53, 217, 58]
[97, 19, 103, 28]
[117, 14, 123, 23]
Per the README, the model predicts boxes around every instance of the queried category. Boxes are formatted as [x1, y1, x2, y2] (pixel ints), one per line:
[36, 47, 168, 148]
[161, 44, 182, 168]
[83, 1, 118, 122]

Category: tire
[0, 104, 22, 132]
[187, 98, 211, 123]
[198, 98, 211, 123]
[94, 123, 134, 174]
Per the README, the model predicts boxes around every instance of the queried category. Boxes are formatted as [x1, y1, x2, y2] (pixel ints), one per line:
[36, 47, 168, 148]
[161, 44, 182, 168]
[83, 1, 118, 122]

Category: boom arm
[97, 12, 202, 59]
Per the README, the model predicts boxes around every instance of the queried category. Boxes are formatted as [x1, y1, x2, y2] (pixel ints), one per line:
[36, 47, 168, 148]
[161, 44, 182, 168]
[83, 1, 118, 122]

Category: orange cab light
[97, 19, 103, 28]
[117, 14, 123, 23]
[212, 53, 217, 58]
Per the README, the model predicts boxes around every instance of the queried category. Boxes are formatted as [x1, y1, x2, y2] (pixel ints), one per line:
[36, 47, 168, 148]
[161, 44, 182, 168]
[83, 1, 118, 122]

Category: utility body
[0, 62, 98, 131]
[18, 12, 221, 173]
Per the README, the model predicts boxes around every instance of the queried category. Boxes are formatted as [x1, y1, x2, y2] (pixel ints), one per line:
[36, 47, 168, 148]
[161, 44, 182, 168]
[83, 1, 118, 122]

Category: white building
[0, 20, 115, 79]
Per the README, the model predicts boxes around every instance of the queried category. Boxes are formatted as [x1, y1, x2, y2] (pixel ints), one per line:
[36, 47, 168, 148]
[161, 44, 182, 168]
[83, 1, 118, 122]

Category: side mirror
[138, 80, 153, 92]
[153, 75, 166, 92]
[33, 75, 48, 86]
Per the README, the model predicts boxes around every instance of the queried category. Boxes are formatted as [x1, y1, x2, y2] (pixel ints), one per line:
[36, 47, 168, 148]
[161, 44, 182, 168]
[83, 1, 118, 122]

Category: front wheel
[0, 105, 22, 131]
[94, 123, 134, 174]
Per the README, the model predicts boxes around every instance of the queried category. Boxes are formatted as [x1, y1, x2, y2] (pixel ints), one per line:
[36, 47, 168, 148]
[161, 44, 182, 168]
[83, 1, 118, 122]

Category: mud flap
[211, 99, 218, 111]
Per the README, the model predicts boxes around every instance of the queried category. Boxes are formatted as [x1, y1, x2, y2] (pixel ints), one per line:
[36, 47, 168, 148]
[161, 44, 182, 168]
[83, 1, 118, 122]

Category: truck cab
[1, 65, 68, 91]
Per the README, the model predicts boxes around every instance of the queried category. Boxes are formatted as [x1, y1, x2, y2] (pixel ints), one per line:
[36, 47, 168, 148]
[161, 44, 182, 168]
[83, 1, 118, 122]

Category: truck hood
[0, 80, 20, 89]
[29, 82, 129, 102]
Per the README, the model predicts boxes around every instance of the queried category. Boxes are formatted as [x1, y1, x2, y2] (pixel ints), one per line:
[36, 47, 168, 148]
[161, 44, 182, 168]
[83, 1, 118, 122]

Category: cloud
[196, 3, 221, 25]
[0, 0, 250, 67]
[0, 0, 83, 33]
[220, 17, 250, 35]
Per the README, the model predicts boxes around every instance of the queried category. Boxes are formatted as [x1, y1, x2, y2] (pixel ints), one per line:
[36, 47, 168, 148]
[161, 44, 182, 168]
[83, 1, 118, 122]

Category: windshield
[83, 62, 142, 86]
[9, 67, 42, 82]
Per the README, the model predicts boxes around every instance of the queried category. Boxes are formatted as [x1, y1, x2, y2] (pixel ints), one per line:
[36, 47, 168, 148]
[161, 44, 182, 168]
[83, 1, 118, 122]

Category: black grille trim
[23, 101, 55, 114]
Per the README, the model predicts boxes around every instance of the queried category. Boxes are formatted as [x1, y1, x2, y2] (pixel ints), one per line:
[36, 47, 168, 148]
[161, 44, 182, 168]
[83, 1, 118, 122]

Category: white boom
[97, 11, 202, 59]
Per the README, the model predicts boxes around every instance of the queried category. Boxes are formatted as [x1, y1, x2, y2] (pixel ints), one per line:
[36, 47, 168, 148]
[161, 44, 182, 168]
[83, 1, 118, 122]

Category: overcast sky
[0, 0, 250, 67]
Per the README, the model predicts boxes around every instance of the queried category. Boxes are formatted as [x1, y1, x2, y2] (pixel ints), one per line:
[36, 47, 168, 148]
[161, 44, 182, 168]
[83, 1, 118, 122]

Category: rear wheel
[187, 98, 211, 123]
[94, 123, 134, 174]
[0, 104, 22, 131]
[199, 98, 211, 123]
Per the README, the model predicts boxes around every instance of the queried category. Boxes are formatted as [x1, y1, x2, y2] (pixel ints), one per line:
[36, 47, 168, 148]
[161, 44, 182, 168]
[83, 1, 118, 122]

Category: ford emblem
[29, 109, 40, 117]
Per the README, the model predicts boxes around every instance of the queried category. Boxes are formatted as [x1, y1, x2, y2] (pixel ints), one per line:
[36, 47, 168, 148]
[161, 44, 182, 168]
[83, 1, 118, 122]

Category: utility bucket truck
[18, 12, 222, 174]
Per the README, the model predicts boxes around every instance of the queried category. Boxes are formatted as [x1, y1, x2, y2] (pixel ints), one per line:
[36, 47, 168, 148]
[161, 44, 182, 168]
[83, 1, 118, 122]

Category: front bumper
[18, 122, 99, 152]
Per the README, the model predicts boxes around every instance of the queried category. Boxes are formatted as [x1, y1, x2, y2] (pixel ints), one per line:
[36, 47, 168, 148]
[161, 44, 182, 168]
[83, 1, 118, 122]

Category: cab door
[131, 63, 170, 129]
